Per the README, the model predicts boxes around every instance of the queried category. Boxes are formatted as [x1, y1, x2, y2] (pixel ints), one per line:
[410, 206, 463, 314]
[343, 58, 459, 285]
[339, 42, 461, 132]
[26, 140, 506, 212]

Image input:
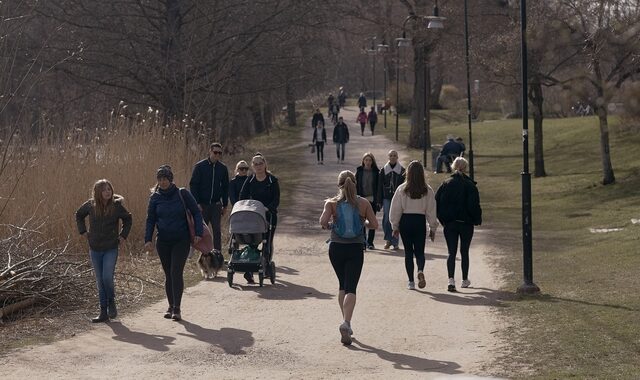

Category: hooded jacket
[76, 195, 132, 251]
[145, 185, 204, 242]
[332, 122, 350, 144]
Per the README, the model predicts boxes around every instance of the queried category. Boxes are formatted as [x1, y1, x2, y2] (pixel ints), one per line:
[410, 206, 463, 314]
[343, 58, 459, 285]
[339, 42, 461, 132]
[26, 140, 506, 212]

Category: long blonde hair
[329, 170, 358, 206]
[92, 179, 115, 217]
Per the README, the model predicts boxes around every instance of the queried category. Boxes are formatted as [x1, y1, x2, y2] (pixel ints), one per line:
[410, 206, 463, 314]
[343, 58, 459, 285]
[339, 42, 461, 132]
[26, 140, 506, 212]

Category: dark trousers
[329, 242, 364, 294]
[360, 122, 366, 135]
[369, 121, 376, 135]
[362, 201, 376, 245]
[335, 143, 346, 160]
[443, 222, 474, 280]
[399, 214, 426, 282]
[156, 239, 191, 309]
[201, 203, 222, 250]
[316, 142, 324, 162]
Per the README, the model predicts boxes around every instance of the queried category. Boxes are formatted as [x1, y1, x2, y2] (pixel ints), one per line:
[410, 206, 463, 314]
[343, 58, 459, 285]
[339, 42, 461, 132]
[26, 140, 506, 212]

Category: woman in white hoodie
[389, 160, 438, 290]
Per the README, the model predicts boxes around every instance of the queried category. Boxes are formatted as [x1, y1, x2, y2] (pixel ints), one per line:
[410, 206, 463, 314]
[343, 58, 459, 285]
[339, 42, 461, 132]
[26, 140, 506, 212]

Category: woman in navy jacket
[145, 165, 203, 321]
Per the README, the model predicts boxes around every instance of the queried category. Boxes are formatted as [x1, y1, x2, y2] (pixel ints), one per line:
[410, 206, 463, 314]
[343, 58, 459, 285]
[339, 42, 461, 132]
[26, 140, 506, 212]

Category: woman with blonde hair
[320, 170, 378, 345]
[229, 160, 250, 205]
[389, 161, 438, 290]
[76, 179, 132, 323]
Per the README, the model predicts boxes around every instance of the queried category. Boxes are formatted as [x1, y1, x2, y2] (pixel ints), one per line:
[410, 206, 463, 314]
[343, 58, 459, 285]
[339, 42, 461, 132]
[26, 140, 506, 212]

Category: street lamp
[463, 0, 475, 181]
[517, 0, 540, 294]
[378, 40, 389, 129]
[366, 38, 377, 110]
[395, 35, 411, 141]
[398, 2, 445, 168]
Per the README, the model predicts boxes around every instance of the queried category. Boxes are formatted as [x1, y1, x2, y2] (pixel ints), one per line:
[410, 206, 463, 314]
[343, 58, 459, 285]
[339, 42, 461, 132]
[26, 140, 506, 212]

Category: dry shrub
[387, 82, 414, 114]
[618, 82, 640, 134]
[439, 84, 462, 109]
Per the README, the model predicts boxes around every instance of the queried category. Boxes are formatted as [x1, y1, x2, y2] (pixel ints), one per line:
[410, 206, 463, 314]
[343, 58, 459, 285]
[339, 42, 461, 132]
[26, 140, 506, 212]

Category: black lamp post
[367, 38, 377, 110]
[463, 0, 475, 181]
[377, 40, 390, 129]
[517, 0, 539, 294]
[395, 35, 411, 142]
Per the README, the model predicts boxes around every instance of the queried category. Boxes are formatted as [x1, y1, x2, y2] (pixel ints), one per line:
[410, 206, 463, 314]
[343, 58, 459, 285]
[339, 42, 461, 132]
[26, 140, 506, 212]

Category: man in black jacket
[189, 142, 229, 252]
[377, 150, 405, 250]
[332, 116, 349, 164]
[435, 157, 482, 292]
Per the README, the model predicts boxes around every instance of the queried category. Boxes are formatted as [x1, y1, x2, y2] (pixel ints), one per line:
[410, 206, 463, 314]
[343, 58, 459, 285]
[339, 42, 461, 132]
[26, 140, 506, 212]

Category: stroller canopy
[230, 199, 269, 234]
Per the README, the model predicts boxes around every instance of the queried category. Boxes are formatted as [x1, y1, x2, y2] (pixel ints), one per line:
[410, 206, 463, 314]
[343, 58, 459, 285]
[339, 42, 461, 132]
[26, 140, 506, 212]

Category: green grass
[378, 111, 640, 379]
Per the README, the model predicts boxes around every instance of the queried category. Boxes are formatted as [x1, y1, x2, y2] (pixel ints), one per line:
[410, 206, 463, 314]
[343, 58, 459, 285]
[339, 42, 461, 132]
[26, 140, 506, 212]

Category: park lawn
[378, 111, 640, 379]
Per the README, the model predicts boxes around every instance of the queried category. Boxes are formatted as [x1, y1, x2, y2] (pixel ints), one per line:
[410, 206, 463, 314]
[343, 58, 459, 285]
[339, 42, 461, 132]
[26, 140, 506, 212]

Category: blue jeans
[90, 248, 118, 307]
[382, 199, 399, 246]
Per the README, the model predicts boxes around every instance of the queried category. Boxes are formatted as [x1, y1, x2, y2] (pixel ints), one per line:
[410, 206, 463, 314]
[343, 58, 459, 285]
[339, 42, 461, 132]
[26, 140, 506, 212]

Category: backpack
[334, 200, 363, 239]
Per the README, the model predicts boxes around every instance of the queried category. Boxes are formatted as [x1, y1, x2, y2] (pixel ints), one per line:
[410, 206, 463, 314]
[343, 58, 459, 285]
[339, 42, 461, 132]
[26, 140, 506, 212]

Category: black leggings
[369, 121, 376, 135]
[329, 242, 364, 294]
[360, 122, 366, 134]
[444, 222, 474, 280]
[399, 214, 426, 282]
[362, 201, 377, 245]
[316, 142, 324, 162]
[156, 239, 191, 309]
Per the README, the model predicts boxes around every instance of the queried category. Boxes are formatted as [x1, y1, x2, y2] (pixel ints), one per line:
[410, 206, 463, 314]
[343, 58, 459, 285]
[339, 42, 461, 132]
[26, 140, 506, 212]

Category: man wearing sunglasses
[189, 142, 229, 253]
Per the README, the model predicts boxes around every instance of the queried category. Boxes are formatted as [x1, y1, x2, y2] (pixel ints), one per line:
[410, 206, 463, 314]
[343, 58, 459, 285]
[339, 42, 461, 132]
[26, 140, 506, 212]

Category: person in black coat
[311, 108, 325, 129]
[229, 160, 250, 205]
[435, 157, 482, 292]
[367, 106, 378, 136]
[332, 117, 350, 164]
[358, 92, 367, 109]
[239, 153, 280, 283]
[355, 152, 380, 249]
[435, 136, 463, 173]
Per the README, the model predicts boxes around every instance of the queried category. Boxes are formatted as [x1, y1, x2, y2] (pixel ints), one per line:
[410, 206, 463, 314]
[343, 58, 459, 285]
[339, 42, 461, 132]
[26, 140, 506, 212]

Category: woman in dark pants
[355, 152, 380, 249]
[320, 170, 378, 345]
[144, 165, 203, 321]
[229, 160, 250, 206]
[239, 153, 280, 283]
[435, 157, 482, 292]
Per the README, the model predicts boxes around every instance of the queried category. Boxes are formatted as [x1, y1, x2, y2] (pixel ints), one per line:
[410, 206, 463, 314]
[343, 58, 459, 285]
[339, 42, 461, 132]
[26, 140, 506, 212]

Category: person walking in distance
[332, 116, 350, 164]
[189, 142, 229, 253]
[312, 121, 327, 165]
[311, 108, 325, 129]
[435, 157, 482, 292]
[320, 170, 378, 345]
[145, 165, 204, 321]
[377, 150, 405, 250]
[327, 93, 335, 117]
[229, 160, 250, 206]
[358, 92, 367, 110]
[389, 161, 438, 290]
[355, 152, 380, 249]
[76, 179, 132, 323]
[356, 109, 368, 136]
[367, 106, 378, 136]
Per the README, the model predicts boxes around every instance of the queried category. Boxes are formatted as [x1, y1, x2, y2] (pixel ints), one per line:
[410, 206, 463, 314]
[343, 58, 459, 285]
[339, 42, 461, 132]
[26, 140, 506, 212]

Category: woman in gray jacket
[76, 179, 132, 323]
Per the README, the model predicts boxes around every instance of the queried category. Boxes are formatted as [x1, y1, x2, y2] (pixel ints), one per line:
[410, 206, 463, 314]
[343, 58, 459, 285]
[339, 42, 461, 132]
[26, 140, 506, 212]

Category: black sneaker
[163, 307, 173, 319]
[91, 307, 108, 323]
[367, 244, 375, 250]
[171, 308, 181, 321]
[244, 272, 255, 284]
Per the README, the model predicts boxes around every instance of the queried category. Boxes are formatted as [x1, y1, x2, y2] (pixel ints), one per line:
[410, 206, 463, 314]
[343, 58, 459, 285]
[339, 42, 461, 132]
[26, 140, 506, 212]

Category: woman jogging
[355, 152, 380, 249]
[145, 165, 204, 321]
[320, 170, 378, 345]
[389, 160, 438, 290]
[435, 157, 482, 292]
[76, 179, 132, 323]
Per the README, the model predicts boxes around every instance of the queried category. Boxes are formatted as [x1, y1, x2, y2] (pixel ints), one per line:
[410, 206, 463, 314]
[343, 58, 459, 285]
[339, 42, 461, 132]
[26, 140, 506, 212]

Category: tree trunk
[430, 51, 444, 109]
[409, 42, 431, 150]
[596, 105, 615, 185]
[251, 97, 265, 134]
[529, 80, 546, 177]
[162, 0, 183, 120]
[286, 81, 296, 127]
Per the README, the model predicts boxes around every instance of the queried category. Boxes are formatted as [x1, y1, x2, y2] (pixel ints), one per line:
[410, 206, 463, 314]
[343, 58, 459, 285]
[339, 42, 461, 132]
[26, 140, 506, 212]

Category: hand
[220, 206, 226, 216]
[429, 230, 436, 242]
[118, 236, 126, 245]
[193, 236, 202, 244]
[392, 230, 400, 239]
[144, 241, 153, 252]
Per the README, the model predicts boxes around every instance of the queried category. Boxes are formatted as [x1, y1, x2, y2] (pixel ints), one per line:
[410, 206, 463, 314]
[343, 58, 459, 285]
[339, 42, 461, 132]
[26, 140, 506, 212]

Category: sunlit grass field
[379, 110, 640, 379]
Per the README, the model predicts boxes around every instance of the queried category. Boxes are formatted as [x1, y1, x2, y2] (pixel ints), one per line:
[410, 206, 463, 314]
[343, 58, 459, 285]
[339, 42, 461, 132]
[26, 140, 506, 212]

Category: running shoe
[417, 272, 426, 289]
[447, 278, 456, 292]
[384, 241, 391, 249]
[407, 281, 416, 290]
[461, 279, 471, 288]
[339, 322, 352, 345]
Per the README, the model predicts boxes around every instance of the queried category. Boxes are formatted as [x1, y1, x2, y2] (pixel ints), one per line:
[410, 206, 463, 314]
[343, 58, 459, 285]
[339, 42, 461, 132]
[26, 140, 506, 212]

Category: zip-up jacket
[332, 122, 349, 143]
[145, 185, 203, 242]
[312, 127, 327, 143]
[435, 172, 482, 226]
[76, 195, 132, 251]
[312, 112, 325, 128]
[378, 163, 406, 201]
[355, 165, 380, 207]
[229, 174, 248, 205]
[189, 158, 229, 207]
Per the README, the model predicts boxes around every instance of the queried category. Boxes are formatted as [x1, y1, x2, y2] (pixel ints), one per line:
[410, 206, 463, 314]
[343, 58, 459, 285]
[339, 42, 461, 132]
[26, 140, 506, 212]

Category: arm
[117, 200, 133, 239]
[345, 124, 349, 142]
[362, 198, 378, 230]
[75, 201, 91, 235]
[183, 189, 204, 236]
[221, 165, 229, 207]
[388, 189, 403, 231]
[322, 129, 327, 142]
[319, 201, 334, 229]
[468, 184, 483, 226]
[144, 196, 157, 243]
[189, 163, 201, 203]
[266, 177, 280, 212]
[332, 127, 338, 143]
[229, 179, 239, 205]
[425, 186, 439, 233]
[239, 177, 251, 200]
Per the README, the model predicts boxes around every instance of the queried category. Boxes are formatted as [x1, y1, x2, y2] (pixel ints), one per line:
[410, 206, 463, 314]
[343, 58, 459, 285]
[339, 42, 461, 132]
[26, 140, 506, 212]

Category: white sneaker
[339, 322, 352, 345]
[461, 279, 471, 288]
[407, 281, 415, 290]
[447, 278, 456, 292]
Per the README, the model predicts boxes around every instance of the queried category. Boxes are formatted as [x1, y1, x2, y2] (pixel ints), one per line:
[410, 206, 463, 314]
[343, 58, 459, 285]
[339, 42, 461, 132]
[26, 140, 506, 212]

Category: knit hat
[156, 165, 174, 182]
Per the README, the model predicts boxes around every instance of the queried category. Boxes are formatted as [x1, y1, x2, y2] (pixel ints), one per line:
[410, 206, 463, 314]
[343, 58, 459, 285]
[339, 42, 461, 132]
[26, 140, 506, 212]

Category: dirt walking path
[1, 106, 504, 379]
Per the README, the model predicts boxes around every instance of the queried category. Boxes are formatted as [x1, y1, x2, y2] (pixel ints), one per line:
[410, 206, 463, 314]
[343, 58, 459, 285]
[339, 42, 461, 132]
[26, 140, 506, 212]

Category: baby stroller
[227, 199, 276, 287]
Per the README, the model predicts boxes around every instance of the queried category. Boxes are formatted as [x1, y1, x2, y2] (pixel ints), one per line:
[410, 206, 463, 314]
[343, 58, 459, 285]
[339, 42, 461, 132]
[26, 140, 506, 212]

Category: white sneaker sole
[417, 273, 426, 289]
[339, 324, 352, 345]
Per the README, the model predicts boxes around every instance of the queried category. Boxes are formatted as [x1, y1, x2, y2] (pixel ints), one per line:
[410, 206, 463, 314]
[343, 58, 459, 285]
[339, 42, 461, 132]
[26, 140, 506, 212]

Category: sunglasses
[238, 167, 249, 171]
[212, 151, 223, 155]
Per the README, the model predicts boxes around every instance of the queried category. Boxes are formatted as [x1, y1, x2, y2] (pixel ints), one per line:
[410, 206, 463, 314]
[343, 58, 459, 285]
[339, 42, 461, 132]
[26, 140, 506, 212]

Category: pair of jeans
[443, 222, 474, 280]
[399, 214, 426, 282]
[201, 203, 222, 251]
[335, 142, 346, 161]
[315, 142, 324, 162]
[382, 198, 399, 246]
[90, 248, 118, 308]
[156, 239, 191, 309]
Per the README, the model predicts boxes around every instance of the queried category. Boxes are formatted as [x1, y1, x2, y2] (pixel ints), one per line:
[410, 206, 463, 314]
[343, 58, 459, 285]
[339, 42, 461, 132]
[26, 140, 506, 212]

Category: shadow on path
[348, 339, 462, 374]
[178, 320, 254, 355]
[419, 287, 511, 307]
[232, 278, 333, 301]
[536, 294, 639, 312]
[108, 322, 175, 352]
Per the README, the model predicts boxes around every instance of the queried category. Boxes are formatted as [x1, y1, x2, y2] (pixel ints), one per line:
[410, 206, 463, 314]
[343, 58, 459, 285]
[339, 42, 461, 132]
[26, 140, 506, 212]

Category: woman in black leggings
[389, 161, 438, 290]
[435, 157, 482, 292]
[312, 121, 327, 164]
[320, 170, 378, 345]
[144, 165, 204, 321]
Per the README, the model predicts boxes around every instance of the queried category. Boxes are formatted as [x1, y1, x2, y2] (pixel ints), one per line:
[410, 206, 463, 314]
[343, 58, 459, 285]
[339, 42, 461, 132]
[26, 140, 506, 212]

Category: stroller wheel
[227, 272, 233, 287]
[269, 261, 276, 284]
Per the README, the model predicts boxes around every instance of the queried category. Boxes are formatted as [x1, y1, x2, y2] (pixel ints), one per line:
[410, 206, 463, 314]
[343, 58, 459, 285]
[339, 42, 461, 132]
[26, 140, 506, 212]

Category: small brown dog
[197, 250, 224, 279]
